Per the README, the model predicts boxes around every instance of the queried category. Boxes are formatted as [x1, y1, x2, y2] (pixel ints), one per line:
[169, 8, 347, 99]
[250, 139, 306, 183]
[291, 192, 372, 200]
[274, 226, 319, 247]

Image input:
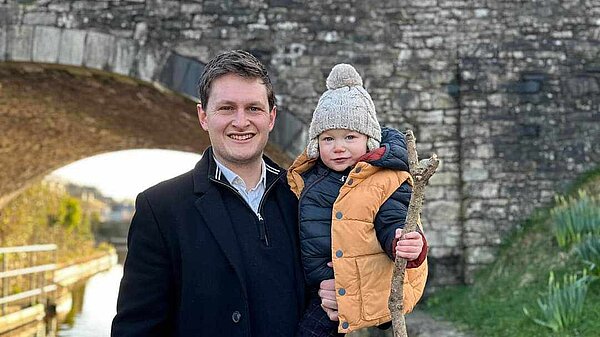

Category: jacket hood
[361, 127, 409, 171]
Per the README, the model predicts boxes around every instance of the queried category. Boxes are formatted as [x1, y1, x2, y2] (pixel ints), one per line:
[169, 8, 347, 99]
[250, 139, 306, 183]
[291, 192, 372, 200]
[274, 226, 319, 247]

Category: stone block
[474, 8, 489, 18]
[429, 171, 459, 185]
[137, 45, 164, 82]
[464, 232, 486, 246]
[463, 167, 489, 181]
[112, 38, 137, 76]
[423, 200, 460, 222]
[428, 247, 460, 259]
[84, 31, 115, 70]
[32, 26, 61, 63]
[134, 22, 148, 44]
[425, 36, 443, 48]
[566, 76, 600, 97]
[0, 5, 19, 26]
[0, 27, 6, 61]
[48, 3, 71, 12]
[464, 219, 496, 232]
[425, 229, 462, 249]
[432, 93, 456, 109]
[465, 246, 497, 264]
[23, 12, 57, 25]
[72, 1, 109, 11]
[149, 1, 180, 17]
[7, 25, 34, 62]
[466, 181, 499, 198]
[417, 109, 444, 124]
[425, 186, 445, 200]
[59, 29, 86, 66]
[181, 3, 203, 14]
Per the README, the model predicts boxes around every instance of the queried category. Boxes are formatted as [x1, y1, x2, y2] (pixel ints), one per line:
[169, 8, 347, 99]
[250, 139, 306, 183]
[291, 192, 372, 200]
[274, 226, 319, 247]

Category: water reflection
[58, 266, 122, 337]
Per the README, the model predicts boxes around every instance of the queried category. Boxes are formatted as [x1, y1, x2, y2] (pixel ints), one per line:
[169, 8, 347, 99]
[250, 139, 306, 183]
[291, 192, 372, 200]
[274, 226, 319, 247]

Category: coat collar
[193, 147, 285, 195]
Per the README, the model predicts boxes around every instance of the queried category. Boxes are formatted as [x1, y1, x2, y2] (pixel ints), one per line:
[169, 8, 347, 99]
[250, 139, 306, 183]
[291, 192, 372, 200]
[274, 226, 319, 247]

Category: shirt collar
[213, 156, 266, 192]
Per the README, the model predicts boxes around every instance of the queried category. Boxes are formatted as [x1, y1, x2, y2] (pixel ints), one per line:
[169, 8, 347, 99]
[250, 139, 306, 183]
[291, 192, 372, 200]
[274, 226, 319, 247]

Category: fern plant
[523, 271, 597, 332]
[551, 191, 600, 248]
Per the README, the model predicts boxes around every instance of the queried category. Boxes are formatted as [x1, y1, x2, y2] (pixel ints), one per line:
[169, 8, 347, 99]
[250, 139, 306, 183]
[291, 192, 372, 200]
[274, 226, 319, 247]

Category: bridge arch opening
[0, 62, 292, 208]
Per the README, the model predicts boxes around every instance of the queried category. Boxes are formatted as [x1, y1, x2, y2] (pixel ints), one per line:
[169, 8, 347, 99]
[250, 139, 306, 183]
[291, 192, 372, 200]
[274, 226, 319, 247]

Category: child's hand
[395, 228, 423, 261]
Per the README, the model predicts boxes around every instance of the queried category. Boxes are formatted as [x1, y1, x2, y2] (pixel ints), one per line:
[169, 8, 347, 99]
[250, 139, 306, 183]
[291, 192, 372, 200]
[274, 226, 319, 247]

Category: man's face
[197, 73, 276, 169]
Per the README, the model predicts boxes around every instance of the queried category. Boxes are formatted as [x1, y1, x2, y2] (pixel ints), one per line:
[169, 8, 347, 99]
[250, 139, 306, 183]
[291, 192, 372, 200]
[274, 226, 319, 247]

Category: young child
[288, 64, 428, 336]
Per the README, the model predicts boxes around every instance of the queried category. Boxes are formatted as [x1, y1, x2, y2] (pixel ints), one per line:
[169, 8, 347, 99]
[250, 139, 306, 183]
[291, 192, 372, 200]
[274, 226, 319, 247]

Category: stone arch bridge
[1, 0, 599, 287]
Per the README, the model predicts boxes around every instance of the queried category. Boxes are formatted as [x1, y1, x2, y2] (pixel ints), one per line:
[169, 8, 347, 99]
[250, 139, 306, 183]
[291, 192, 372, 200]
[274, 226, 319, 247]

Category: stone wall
[1, 0, 599, 286]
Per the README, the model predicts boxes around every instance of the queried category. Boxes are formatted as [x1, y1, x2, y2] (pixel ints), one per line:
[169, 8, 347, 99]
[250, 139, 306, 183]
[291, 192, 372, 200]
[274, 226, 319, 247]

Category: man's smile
[228, 133, 255, 141]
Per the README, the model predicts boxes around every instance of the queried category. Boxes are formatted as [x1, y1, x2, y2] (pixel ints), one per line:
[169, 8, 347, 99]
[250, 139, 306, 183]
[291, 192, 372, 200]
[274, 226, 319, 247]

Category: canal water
[58, 265, 123, 337]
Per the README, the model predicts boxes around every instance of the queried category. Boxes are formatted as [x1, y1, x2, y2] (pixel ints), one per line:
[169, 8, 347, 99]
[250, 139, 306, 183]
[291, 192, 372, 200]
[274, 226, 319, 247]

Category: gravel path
[347, 310, 475, 337]
[406, 310, 475, 337]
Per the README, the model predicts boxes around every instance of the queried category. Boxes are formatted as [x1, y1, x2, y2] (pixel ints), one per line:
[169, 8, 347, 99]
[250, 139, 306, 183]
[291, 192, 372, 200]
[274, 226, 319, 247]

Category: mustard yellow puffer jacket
[288, 147, 428, 333]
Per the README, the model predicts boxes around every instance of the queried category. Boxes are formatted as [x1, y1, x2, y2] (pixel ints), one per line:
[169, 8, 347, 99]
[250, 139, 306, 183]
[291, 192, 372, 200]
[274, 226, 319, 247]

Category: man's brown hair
[198, 50, 276, 110]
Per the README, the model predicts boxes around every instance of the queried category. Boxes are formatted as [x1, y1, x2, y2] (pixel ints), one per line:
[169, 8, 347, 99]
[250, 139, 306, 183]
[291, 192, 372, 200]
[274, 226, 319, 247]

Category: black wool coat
[111, 147, 305, 337]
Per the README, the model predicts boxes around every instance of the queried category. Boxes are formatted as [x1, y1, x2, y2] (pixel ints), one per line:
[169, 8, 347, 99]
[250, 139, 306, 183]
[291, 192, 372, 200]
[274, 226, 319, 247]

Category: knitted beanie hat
[306, 64, 381, 158]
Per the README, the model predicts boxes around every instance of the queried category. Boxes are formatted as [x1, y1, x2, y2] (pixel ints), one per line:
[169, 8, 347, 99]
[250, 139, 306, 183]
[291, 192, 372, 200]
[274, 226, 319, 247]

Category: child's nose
[333, 142, 346, 152]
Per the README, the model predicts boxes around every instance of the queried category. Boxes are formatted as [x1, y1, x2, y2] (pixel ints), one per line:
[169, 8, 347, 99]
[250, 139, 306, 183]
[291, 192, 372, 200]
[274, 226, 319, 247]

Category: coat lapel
[192, 148, 248, 297]
[194, 189, 248, 297]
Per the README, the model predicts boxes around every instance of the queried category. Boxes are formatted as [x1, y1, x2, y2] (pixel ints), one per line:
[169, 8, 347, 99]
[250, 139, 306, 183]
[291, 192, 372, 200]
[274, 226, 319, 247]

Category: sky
[51, 149, 201, 201]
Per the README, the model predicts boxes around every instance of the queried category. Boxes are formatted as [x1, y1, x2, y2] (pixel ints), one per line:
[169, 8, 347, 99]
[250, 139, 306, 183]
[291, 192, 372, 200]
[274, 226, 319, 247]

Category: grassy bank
[426, 171, 600, 337]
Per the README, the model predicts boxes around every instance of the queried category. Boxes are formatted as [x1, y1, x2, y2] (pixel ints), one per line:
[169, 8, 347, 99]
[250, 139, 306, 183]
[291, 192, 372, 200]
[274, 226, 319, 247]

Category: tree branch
[388, 130, 440, 337]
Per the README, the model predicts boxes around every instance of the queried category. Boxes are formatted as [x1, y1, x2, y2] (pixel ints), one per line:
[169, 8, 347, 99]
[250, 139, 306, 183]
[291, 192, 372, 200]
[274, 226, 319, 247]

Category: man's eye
[219, 106, 234, 111]
[249, 106, 263, 112]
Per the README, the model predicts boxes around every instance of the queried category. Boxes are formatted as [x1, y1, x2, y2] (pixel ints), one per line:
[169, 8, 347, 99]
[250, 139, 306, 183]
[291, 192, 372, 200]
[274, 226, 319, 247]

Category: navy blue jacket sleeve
[111, 192, 175, 337]
[374, 181, 412, 260]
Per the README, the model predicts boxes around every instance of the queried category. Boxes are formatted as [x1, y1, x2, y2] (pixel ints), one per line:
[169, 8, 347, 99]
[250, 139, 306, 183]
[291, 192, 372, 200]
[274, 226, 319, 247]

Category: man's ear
[268, 105, 277, 131]
[197, 103, 208, 131]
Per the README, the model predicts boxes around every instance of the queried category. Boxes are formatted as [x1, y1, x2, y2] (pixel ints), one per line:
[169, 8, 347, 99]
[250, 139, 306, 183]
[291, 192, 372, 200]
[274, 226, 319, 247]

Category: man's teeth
[230, 134, 253, 140]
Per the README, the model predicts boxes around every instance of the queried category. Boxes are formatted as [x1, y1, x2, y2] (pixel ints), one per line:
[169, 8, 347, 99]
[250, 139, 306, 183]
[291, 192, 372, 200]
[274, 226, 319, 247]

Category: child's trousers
[297, 294, 345, 337]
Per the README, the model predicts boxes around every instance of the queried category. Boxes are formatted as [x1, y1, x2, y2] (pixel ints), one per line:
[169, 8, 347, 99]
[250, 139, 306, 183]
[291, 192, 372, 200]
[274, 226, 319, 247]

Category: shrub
[551, 191, 600, 248]
[575, 236, 600, 274]
[523, 271, 597, 332]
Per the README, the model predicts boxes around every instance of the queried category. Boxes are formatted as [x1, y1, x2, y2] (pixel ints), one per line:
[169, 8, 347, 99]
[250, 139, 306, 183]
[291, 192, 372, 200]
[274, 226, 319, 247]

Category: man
[111, 50, 335, 336]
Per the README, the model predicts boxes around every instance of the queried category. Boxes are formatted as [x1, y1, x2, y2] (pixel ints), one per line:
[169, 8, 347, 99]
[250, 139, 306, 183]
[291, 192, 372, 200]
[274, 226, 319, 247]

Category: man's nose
[231, 109, 250, 127]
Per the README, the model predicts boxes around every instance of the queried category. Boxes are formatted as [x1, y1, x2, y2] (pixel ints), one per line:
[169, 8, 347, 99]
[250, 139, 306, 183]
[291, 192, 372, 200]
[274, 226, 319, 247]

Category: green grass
[425, 169, 600, 337]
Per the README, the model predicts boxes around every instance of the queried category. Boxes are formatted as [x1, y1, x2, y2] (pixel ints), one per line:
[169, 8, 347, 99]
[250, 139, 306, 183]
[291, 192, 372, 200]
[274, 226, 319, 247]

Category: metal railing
[0, 245, 57, 316]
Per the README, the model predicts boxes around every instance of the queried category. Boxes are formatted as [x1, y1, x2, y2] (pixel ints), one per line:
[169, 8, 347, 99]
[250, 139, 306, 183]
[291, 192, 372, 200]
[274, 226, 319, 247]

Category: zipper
[297, 174, 329, 237]
[255, 176, 282, 247]
[211, 176, 277, 247]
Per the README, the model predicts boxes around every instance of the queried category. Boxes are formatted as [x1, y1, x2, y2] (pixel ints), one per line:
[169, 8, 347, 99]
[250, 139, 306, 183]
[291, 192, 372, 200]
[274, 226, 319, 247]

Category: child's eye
[322, 137, 333, 142]
[346, 135, 356, 140]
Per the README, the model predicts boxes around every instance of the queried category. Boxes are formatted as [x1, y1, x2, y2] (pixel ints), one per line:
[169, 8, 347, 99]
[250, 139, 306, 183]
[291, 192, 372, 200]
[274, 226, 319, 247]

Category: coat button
[336, 211, 343, 219]
[355, 167, 361, 173]
[347, 178, 353, 185]
[342, 321, 349, 329]
[232, 311, 241, 323]
[338, 288, 346, 296]
[335, 250, 343, 258]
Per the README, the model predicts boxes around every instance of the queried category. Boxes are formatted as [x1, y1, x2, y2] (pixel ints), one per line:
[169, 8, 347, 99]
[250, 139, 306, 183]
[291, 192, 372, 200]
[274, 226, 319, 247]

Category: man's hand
[395, 228, 423, 261]
[318, 262, 338, 321]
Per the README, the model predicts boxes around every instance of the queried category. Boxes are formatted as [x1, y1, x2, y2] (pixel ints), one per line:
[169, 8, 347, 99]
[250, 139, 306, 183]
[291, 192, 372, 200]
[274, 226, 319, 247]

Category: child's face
[318, 129, 368, 172]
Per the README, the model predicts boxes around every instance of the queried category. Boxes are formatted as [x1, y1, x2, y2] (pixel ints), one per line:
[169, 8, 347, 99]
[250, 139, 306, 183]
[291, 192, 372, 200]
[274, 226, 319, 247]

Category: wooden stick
[388, 130, 439, 337]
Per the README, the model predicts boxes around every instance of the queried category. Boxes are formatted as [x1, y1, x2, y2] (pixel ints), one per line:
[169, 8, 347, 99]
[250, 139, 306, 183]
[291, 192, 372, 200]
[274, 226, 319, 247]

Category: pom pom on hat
[326, 64, 363, 90]
[306, 63, 381, 159]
